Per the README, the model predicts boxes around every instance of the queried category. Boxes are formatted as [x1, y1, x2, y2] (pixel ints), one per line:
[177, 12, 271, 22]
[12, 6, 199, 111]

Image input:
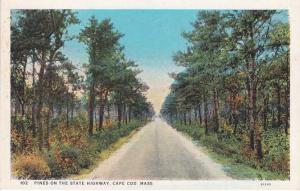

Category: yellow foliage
[50, 128, 88, 150]
[221, 120, 234, 134]
[11, 128, 35, 153]
[270, 154, 289, 174]
[240, 146, 256, 160]
[104, 119, 114, 128]
[13, 154, 51, 179]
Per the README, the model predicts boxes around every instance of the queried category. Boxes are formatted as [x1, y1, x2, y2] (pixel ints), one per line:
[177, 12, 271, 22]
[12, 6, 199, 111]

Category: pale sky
[62, 10, 197, 113]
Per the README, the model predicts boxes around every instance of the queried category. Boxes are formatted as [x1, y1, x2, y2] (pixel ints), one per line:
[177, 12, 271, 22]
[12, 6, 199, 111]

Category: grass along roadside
[12, 119, 149, 179]
[69, 127, 141, 180]
[192, 140, 287, 180]
[171, 122, 289, 180]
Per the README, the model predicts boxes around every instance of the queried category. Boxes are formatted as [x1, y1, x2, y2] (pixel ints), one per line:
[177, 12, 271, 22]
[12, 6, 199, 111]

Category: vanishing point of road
[89, 117, 231, 180]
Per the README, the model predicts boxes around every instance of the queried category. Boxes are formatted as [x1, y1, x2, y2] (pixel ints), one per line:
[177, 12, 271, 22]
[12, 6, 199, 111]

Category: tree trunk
[36, 60, 46, 151]
[203, 94, 208, 135]
[194, 107, 197, 124]
[31, 57, 36, 137]
[99, 90, 108, 130]
[276, 84, 281, 128]
[284, 85, 289, 135]
[213, 88, 220, 132]
[66, 99, 69, 128]
[246, 78, 255, 150]
[233, 112, 238, 134]
[117, 104, 122, 128]
[45, 105, 52, 150]
[284, 52, 289, 135]
[188, 110, 192, 125]
[183, 112, 187, 125]
[272, 106, 275, 127]
[19, 59, 27, 149]
[20, 102, 26, 149]
[198, 104, 202, 125]
[98, 105, 104, 130]
[123, 104, 128, 124]
[71, 96, 74, 121]
[128, 106, 131, 123]
[94, 110, 97, 128]
[107, 103, 111, 120]
[263, 94, 269, 130]
[88, 80, 95, 135]
[248, 51, 263, 159]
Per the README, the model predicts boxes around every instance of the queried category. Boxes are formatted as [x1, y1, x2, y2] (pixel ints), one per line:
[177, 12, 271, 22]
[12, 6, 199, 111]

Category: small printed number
[261, 182, 271, 186]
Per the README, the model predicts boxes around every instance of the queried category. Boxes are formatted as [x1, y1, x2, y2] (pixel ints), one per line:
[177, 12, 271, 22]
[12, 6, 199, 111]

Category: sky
[62, 10, 198, 113]
[62, 10, 288, 114]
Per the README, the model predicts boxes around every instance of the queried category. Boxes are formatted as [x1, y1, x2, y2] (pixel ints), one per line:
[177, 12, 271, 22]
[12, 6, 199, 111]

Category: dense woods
[161, 10, 289, 178]
[11, 10, 154, 179]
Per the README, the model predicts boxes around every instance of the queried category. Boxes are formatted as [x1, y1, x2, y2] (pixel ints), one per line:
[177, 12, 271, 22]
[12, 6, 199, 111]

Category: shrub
[13, 154, 51, 179]
[13, 120, 143, 179]
[45, 144, 80, 178]
[171, 120, 290, 177]
[77, 150, 94, 168]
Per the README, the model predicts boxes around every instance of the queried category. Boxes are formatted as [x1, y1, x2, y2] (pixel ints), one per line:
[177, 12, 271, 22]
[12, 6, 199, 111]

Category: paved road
[89, 117, 231, 180]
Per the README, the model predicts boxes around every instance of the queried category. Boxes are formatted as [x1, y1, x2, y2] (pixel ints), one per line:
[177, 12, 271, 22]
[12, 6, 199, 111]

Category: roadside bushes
[93, 120, 141, 152]
[13, 154, 51, 179]
[12, 119, 144, 179]
[45, 144, 81, 178]
[171, 121, 289, 178]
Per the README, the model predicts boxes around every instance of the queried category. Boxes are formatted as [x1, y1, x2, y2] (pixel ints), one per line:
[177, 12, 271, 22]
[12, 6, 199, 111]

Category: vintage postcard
[1, 0, 300, 190]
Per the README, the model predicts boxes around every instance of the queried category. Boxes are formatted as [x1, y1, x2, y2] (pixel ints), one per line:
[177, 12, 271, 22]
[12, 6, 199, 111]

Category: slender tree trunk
[107, 104, 110, 120]
[20, 60, 27, 149]
[31, 57, 36, 137]
[188, 110, 192, 125]
[36, 60, 46, 151]
[98, 90, 108, 130]
[272, 106, 275, 127]
[229, 99, 233, 125]
[263, 94, 269, 130]
[284, 85, 289, 134]
[94, 110, 97, 128]
[66, 99, 69, 128]
[45, 104, 52, 150]
[128, 106, 131, 123]
[233, 112, 238, 134]
[276, 84, 281, 128]
[213, 88, 220, 132]
[183, 112, 187, 125]
[232, 96, 238, 134]
[71, 96, 74, 120]
[194, 107, 197, 124]
[13, 101, 18, 127]
[203, 94, 208, 135]
[117, 103, 122, 128]
[20, 102, 26, 149]
[123, 104, 128, 124]
[198, 104, 202, 125]
[88, 80, 95, 135]
[246, 78, 255, 150]
[284, 52, 289, 135]
[98, 105, 104, 130]
[248, 49, 263, 159]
